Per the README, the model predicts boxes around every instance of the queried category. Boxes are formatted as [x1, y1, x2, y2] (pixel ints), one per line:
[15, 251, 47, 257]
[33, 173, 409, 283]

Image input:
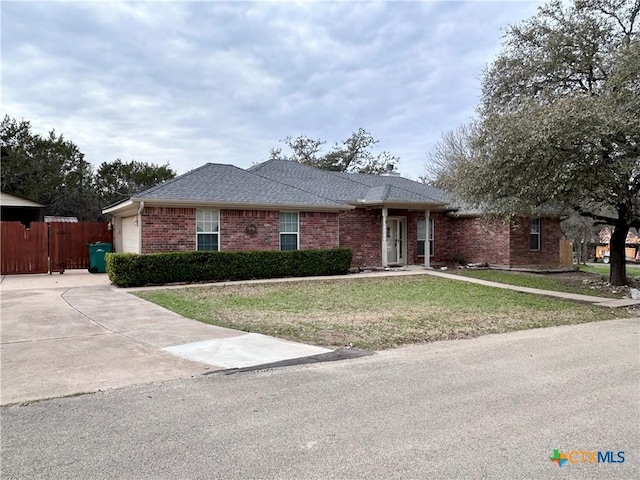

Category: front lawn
[136, 276, 630, 350]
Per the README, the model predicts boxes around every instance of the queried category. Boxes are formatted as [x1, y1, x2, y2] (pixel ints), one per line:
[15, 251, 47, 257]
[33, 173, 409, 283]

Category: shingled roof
[337, 170, 451, 205]
[249, 159, 450, 207]
[105, 160, 454, 214]
[105, 163, 351, 212]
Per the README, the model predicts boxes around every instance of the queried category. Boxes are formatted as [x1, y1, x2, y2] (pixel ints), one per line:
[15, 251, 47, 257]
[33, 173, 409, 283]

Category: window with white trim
[196, 208, 219, 251]
[280, 212, 299, 251]
[417, 218, 434, 257]
[530, 218, 541, 251]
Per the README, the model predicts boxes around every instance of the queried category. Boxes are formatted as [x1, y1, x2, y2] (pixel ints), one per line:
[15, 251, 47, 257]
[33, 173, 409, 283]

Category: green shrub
[105, 248, 353, 287]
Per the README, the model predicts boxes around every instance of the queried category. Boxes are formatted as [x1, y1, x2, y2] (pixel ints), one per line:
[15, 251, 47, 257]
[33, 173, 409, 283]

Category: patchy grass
[448, 269, 625, 298]
[578, 263, 640, 277]
[135, 276, 630, 350]
[579, 264, 611, 276]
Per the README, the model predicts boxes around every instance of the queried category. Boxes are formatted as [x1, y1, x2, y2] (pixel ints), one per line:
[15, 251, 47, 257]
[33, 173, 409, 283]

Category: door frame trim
[385, 216, 406, 265]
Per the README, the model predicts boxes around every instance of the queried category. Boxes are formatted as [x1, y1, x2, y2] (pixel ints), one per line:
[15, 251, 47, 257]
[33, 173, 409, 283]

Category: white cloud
[2, 0, 543, 180]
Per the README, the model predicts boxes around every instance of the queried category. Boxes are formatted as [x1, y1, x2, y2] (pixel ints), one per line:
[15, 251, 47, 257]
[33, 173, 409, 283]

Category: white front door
[386, 217, 405, 265]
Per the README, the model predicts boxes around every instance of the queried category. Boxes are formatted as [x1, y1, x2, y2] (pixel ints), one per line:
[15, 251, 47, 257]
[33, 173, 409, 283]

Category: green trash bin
[88, 242, 113, 273]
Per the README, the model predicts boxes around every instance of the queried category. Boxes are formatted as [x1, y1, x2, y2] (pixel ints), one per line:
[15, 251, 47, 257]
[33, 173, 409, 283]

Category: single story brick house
[103, 159, 562, 268]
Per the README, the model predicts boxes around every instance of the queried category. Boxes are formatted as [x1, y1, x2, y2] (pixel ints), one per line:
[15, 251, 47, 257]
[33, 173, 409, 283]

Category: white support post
[381, 207, 388, 267]
[424, 209, 431, 269]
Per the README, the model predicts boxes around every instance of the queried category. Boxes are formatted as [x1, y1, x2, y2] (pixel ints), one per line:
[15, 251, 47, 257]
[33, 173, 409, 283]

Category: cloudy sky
[2, 0, 543, 181]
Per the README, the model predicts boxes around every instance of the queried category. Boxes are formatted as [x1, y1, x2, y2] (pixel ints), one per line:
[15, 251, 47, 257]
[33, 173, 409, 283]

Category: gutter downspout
[137, 201, 144, 254]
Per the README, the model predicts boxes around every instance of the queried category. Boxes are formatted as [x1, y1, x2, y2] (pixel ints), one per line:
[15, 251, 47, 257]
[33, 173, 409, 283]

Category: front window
[280, 212, 299, 251]
[417, 218, 434, 257]
[530, 218, 541, 251]
[196, 208, 219, 251]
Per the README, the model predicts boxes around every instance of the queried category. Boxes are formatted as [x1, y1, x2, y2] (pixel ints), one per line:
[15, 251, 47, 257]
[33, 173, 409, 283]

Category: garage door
[121, 216, 140, 253]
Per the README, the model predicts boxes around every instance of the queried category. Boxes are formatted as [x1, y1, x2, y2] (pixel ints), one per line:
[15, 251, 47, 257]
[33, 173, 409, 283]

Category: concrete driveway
[0, 271, 329, 405]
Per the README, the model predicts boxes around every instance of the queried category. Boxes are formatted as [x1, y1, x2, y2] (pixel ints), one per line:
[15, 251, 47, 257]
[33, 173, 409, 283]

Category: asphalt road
[2, 318, 638, 480]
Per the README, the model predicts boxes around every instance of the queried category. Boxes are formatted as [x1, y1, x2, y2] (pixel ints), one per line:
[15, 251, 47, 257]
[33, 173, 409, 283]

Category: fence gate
[49, 222, 113, 273]
[1, 222, 113, 275]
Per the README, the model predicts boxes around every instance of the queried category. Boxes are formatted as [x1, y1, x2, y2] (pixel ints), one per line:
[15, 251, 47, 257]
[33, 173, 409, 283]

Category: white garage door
[121, 216, 140, 253]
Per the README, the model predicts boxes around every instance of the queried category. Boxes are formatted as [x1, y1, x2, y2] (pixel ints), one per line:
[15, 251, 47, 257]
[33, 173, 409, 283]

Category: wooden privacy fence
[1, 222, 112, 275]
[49, 222, 113, 272]
[0, 222, 49, 274]
[559, 239, 574, 268]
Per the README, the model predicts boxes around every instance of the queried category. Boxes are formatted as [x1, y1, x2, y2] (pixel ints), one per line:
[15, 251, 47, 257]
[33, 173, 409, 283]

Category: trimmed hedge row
[105, 248, 353, 287]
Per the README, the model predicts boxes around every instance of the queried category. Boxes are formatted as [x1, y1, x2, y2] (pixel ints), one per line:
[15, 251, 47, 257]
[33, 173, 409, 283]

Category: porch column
[381, 207, 388, 267]
[424, 209, 431, 269]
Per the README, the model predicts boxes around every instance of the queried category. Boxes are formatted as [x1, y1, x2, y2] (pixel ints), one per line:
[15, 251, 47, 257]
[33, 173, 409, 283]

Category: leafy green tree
[1, 115, 100, 220]
[429, 0, 639, 286]
[94, 159, 176, 208]
[269, 128, 399, 174]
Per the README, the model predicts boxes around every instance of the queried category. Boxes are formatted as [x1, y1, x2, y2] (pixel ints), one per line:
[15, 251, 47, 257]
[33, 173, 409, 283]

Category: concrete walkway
[420, 269, 640, 308]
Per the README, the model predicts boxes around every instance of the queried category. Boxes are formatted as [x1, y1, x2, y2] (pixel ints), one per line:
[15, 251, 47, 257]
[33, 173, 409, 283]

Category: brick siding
[509, 217, 561, 267]
[139, 205, 561, 268]
[141, 207, 196, 253]
[300, 212, 340, 249]
[141, 207, 340, 254]
[449, 217, 511, 266]
[446, 216, 561, 267]
[339, 208, 381, 267]
[220, 210, 280, 251]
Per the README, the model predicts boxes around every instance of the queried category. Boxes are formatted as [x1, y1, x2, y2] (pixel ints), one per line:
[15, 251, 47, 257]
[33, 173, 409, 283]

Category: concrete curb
[206, 347, 375, 376]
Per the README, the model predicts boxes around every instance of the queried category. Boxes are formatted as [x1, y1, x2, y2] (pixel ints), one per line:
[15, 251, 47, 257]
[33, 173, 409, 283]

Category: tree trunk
[609, 222, 629, 286]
